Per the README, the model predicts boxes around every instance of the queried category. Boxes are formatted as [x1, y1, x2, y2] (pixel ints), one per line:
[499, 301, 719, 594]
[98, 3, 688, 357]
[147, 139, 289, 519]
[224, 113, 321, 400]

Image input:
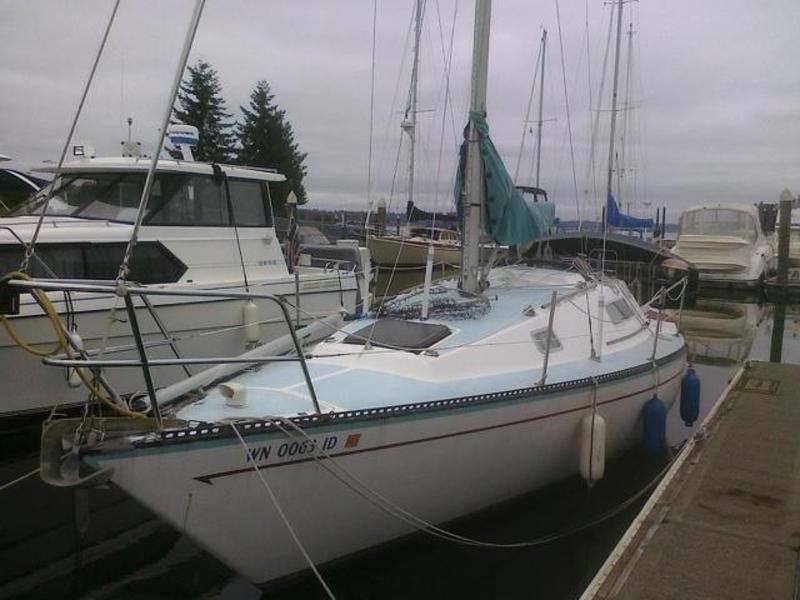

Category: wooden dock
[582, 360, 800, 599]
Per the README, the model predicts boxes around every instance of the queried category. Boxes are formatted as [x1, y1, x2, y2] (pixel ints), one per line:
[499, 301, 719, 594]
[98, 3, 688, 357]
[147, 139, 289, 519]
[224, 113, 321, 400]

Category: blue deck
[176, 267, 685, 423]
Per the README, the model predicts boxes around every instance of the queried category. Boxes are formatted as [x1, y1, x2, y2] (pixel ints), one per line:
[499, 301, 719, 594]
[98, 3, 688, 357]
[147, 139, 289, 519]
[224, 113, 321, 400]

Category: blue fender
[680, 367, 701, 427]
[643, 394, 667, 454]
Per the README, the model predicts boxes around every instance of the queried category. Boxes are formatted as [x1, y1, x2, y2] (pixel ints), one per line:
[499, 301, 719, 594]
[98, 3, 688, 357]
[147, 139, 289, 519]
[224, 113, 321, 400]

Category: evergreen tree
[172, 60, 236, 163]
[236, 81, 308, 210]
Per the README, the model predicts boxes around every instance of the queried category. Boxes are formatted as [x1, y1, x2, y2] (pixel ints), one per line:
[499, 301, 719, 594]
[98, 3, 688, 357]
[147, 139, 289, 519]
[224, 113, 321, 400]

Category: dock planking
[582, 360, 800, 599]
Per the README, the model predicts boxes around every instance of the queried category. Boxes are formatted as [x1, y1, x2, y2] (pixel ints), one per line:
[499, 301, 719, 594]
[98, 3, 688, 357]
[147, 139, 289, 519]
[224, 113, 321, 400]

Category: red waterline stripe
[195, 363, 684, 484]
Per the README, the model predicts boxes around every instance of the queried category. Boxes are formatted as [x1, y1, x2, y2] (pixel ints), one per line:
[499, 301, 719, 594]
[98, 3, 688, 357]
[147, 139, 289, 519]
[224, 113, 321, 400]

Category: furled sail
[605, 193, 653, 229]
[455, 111, 555, 245]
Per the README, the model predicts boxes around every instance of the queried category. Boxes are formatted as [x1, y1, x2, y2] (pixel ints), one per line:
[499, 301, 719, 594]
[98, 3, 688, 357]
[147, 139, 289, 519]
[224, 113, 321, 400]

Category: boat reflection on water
[673, 299, 765, 365]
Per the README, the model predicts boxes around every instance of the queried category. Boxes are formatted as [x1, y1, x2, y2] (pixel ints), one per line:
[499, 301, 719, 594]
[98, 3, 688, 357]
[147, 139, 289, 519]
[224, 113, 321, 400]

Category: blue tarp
[605, 193, 653, 229]
[455, 112, 555, 245]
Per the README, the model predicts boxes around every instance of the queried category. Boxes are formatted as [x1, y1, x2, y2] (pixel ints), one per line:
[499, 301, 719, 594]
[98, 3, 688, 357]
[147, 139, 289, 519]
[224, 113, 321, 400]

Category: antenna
[120, 117, 143, 158]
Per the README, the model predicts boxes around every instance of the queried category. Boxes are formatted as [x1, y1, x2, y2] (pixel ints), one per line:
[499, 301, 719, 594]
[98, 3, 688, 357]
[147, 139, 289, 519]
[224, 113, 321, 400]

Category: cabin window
[531, 328, 562, 353]
[146, 174, 229, 226]
[606, 298, 636, 324]
[11, 171, 273, 229]
[10, 172, 146, 222]
[228, 179, 270, 226]
[0, 170, 39, 208]
[0, 242, 186, 284]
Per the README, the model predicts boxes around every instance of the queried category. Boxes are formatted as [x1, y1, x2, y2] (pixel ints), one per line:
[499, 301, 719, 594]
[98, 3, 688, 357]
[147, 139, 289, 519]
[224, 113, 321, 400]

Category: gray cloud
[2, 0, 798, 223]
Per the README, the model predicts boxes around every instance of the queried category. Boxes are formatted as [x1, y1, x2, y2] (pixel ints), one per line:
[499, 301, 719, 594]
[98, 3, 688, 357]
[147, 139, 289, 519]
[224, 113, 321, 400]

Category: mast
[534, 28, 547, 188]
[619, 22, 634, 213]
[604, 0, 625, 218]
[402, 0, 424, 213]
[459, 0, 491, 294]
[597, 0, 624, 361]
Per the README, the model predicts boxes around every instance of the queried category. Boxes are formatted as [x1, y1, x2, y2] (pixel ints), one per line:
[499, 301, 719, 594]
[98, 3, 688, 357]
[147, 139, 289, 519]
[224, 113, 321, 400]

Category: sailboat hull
[88, 348, 684, 585]
[368, 236, 463, 267]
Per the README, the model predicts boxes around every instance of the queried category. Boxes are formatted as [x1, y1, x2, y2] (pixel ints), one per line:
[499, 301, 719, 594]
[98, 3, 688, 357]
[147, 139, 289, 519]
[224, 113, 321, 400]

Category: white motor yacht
[0, 150, 370, 420]
[672, 203, 774, 287]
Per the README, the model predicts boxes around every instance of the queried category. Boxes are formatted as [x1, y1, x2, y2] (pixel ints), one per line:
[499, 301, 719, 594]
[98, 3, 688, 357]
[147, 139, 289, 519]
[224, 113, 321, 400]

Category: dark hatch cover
[343, 318, 451, 351]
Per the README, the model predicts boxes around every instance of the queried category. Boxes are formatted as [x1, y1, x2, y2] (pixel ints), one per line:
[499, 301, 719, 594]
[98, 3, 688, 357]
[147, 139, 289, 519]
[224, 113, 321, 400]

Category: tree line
[172, 60, 307, 211]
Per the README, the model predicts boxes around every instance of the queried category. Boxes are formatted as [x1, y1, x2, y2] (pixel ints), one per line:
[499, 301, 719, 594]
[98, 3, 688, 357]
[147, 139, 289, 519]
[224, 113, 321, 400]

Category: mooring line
[231, 423, 336, 599]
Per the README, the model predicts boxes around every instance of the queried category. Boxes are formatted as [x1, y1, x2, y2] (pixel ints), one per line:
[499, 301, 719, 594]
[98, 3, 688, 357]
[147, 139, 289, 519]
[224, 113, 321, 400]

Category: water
[1, 287, 799, 599]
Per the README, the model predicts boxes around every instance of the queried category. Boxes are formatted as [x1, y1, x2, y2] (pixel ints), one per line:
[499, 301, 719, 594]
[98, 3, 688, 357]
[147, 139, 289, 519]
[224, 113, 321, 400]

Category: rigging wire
[232, 424, 336, 600]
[431, 0, 459, 231]
[222, 169, 250, 292]
[364, 0, 379, 237]
[20, 0, 122, 273]
[584, 0, 594, 227]
[514, 29, 544, 183]
[375, 3, 417, 214]
[601, 0, 625, 279]
[586, 7, 614, 225]
[554, 0, 581, 228]
[116, 0, 206, 282]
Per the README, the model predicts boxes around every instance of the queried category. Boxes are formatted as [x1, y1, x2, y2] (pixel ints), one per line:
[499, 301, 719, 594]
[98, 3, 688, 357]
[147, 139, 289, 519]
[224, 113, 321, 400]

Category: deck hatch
[342, 318, 451, 351]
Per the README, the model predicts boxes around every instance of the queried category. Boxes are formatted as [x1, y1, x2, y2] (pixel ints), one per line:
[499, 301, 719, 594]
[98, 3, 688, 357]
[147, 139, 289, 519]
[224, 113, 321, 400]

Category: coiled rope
[0, 272, 144, 419]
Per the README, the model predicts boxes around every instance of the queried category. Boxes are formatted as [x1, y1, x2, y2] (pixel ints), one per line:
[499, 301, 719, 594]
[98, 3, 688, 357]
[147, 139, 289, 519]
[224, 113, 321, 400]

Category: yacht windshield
[12, 172, 147, 222]
[12, 171, 271, 227]
[679, 209, 757, 243]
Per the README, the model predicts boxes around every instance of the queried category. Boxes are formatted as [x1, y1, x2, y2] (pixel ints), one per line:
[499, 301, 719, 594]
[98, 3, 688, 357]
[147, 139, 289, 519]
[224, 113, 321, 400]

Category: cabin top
[13, 156, 281, 227]
[682, 203, 760, 218]
[34, 157, 286, 183]
[678, 203, 764, 241]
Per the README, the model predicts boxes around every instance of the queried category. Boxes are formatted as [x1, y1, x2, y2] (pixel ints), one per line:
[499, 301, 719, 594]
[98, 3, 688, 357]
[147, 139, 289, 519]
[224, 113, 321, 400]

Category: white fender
[579, 411, 606, 484]
[243, 300, 261, 344]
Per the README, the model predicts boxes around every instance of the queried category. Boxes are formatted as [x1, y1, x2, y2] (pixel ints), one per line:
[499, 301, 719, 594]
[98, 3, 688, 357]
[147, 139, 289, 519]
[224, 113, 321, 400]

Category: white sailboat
[32, 0, 687, 589]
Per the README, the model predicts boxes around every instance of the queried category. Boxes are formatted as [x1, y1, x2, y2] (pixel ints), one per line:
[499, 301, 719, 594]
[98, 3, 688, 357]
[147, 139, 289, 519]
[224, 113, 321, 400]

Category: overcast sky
[2, 0, 799, 223]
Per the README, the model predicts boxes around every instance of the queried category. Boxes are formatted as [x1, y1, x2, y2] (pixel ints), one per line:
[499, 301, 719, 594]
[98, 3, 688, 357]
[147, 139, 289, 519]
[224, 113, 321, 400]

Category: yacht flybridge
[0, 149, 370, 420]
[29, 0, 687, 591]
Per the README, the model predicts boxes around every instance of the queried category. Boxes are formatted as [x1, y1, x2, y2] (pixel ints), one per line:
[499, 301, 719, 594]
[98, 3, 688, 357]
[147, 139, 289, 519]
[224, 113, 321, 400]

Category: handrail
[10, 277, 323, 419]
[43, 356, 305, 368]
[8, 279, 326, 301]
[642, 276, 688, 310]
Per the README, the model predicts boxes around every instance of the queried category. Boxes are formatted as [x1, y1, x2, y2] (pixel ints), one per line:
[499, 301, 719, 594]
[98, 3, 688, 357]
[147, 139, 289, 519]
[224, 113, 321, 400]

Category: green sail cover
[455, 111, 555, 245]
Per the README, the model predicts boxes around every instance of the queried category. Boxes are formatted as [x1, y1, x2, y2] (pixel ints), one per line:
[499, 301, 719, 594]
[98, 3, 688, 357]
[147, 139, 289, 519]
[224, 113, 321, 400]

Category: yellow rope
[1, 272, 145, 419]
